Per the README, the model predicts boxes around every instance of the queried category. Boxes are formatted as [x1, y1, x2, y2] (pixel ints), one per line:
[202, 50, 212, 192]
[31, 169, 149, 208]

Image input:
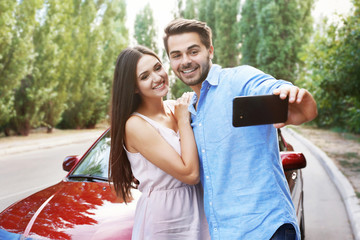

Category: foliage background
[0, 0, 359, 136]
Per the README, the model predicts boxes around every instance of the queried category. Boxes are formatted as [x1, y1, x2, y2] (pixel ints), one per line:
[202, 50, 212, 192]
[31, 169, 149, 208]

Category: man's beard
[180, 56, 211, 86]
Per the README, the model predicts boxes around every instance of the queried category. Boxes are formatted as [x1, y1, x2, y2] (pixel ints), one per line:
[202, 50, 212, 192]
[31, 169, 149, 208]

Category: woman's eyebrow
[138, 70, 148, 78]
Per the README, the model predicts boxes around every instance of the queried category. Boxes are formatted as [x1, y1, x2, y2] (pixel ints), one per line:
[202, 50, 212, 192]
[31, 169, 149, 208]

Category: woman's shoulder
[126, 114, 147, 132]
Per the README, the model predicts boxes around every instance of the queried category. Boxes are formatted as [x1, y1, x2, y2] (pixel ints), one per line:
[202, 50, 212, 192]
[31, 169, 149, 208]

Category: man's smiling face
[167, 32, 213, 87]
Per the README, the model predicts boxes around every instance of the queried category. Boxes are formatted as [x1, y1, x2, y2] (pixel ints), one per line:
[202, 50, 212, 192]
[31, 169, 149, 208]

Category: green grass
[343, 133, 360, 143]
[336, 152, 358, 160]
[339, 157, 360, 172]
[329, 127, 360, 143]
[356, 192, 360, 199]
[346, 152, 359, 159]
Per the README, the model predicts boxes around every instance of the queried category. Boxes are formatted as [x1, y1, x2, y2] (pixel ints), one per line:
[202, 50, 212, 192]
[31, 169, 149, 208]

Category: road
[0, 139, 96, 212]
[282, 129, 354, 240]
[0, 130, 355, 239]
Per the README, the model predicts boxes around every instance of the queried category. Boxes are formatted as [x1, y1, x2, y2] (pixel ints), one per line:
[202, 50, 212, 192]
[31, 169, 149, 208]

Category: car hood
[0, 180, 140, 240]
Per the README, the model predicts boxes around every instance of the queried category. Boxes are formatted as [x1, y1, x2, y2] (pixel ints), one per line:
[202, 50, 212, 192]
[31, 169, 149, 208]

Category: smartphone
[232, 94, 288, 127]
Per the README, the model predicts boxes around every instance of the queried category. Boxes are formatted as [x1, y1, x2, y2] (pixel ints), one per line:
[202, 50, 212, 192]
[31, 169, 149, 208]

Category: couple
[109, 18, 317, 240]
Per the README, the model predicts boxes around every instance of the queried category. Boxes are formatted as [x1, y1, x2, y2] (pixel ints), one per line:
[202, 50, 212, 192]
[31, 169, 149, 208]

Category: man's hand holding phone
[272, 85, 318, 128]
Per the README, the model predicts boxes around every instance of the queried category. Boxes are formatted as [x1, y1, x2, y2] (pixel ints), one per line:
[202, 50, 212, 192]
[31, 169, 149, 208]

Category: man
[163, 18, 317, 240]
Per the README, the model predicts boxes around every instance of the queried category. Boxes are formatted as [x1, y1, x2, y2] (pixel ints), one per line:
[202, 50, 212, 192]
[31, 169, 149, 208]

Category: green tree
[58, 0, 103, 129]
[198, 0, 216, 62]
[238, 0, 257, 67]
[97, 0, 128, 117]
[184, 0, 198, 19]
[11, 75, 40, 136]
[59, 0, 128, 129]
[27, 0, 75, 133]
[299, 0, 360, 133]
[0, 0, 41, 135]
[134, 3, 158, 53]
[239, 0, 314, 81]
[173, 0, 198, 19]
[0, 0, 128, 135]
[214, 0, 240, 67]
[12, 0, 106, 133]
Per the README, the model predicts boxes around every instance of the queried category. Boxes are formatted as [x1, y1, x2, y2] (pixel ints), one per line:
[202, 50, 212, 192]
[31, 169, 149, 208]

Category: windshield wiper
[67, 174, 108, 182]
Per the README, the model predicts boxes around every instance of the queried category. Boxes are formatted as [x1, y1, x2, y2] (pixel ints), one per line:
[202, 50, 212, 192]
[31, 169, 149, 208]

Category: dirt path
[289, 125, 360, 198]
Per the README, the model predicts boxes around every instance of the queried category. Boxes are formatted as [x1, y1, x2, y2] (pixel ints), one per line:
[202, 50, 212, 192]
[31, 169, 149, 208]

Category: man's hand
[273, 85, 318, 128]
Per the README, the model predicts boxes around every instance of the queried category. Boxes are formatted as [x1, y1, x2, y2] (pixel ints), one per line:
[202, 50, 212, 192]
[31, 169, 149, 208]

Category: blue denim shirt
[189, 64, 300, 240]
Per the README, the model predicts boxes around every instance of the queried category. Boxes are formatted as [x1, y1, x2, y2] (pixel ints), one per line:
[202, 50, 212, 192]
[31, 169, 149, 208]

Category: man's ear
[209, 45, 214, 60]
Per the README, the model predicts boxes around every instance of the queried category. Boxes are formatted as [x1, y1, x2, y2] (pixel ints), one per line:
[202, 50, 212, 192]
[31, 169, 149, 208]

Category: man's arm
[272, 85, 318, 128]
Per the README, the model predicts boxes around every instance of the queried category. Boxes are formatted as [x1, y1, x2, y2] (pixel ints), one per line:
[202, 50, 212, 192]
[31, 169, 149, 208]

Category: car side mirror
[281, 152, 307, 171]
[63, 155, 80, 172]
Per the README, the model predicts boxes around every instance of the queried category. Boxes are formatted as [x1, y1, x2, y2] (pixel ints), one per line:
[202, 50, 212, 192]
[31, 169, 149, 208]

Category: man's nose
[181, 54, 192, 66]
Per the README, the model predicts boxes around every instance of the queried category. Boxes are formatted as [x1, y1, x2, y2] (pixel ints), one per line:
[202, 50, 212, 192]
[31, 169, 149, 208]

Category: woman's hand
[174, 92, 194, 126]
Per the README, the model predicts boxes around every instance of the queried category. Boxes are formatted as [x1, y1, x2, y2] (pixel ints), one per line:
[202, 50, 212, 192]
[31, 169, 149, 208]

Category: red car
[0, 129, 306, 239]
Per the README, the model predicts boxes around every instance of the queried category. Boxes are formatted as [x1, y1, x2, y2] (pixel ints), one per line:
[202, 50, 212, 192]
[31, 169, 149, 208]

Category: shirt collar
[189, 94, 197, 115]
[188, 64, 222, 115]
[204, 64, 222, 86]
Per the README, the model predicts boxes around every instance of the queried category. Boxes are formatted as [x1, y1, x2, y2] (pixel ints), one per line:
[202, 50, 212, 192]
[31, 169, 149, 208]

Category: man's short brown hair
[163, 18, 213, 55]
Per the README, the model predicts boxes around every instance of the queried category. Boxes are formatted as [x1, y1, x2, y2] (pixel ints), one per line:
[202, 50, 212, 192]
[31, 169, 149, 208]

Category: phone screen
[232, 95, 288, 127]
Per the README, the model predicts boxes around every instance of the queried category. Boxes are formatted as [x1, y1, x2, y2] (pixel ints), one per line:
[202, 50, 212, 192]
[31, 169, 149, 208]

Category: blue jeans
[270, 224, 296, 240]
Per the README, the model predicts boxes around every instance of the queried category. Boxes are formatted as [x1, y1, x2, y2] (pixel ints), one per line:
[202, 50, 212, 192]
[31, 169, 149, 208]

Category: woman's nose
[153, 72, 163, 83]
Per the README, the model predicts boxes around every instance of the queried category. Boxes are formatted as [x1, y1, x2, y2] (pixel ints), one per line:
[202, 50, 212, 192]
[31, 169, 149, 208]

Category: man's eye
[171, 54, 180, 59]
[190, 50, 198, 55]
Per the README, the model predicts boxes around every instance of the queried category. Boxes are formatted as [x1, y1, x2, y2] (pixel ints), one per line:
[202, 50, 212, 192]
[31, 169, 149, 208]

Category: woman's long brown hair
[109, 46, 161, 203]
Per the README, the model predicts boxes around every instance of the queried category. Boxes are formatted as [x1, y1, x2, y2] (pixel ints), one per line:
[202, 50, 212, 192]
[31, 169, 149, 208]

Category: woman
[109, 46, 209, 240]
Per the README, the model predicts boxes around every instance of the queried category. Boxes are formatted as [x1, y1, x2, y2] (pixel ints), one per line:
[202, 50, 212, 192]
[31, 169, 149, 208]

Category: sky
[125, 0, 354, 47]
[312, 0, 354, 24]
[125, 0, 177, 46]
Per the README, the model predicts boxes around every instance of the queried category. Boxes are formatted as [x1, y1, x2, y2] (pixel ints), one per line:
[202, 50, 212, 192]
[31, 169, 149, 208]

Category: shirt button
[214, 228, 218, 231]
[206, 176, 209, 179]
[202, 149, 205, 153]
[199, 123, 202, 126]
[209, 202, 212, 206]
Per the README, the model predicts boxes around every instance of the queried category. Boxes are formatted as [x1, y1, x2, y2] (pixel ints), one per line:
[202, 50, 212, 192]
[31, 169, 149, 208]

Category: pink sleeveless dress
[124, 111, 210, 240]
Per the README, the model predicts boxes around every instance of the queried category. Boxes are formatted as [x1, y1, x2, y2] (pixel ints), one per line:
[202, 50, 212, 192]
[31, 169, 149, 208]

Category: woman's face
[136, 54, 169, 99]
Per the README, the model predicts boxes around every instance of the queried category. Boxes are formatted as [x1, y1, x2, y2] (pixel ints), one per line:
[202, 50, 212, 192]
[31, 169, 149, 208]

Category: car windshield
[71, 130, 110, 180]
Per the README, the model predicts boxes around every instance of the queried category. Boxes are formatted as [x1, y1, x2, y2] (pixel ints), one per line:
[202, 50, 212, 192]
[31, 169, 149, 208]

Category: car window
[72, 131, 110, 179]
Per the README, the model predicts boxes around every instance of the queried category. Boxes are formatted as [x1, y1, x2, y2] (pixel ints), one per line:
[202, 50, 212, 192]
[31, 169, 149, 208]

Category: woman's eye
[155, 65, 162, 71]
[141, 75, 148, 80]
